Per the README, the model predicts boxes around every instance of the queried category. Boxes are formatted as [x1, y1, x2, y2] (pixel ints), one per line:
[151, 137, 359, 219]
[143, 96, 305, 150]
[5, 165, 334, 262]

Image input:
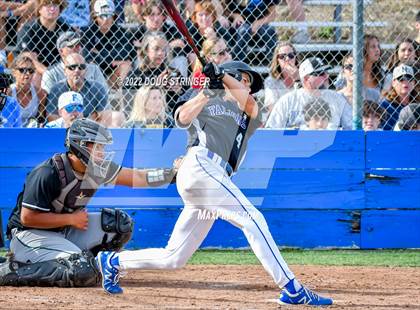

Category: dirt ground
[0, 265, 419, 310]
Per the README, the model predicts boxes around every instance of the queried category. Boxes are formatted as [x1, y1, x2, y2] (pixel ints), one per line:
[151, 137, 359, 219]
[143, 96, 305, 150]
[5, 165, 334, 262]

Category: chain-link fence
[0, 0, 418, 130]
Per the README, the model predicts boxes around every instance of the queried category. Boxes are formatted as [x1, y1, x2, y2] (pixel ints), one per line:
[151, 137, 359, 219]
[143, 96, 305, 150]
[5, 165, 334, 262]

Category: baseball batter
[96, 61, 333, 306]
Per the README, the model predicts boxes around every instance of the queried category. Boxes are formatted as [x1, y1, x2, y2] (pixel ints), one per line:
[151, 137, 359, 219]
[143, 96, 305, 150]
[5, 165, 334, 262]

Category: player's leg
[118, 207, 214, 269]
[195, 157, 332, 306]
[66, 210, 133, 255]
[0, 229, 99, 287]
[96, 149, 216, 293]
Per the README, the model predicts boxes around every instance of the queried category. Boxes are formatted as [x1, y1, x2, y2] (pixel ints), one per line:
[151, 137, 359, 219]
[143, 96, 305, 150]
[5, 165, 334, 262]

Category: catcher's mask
[65, 118, 114, 178]
[220, 61, 263, 94]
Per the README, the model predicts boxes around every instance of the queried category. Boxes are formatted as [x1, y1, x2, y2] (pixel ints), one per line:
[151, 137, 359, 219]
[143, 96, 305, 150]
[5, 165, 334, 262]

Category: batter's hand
[71, 209, 89, 230]
[203, 62, 224, 81]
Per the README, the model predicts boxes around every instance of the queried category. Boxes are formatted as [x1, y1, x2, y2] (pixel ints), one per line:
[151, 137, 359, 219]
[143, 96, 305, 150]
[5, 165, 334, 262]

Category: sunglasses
[98, 14, 113, 19]
[64, 104, 83, 113]
[396, 75, 413, 82]
[17, 67, 35, 74]
[343, 64, 353, 71]
[66, 64, 87, 71]
[310, 71, 328, 77]
[211, 48, 230, 56]
[278, 53, 296, 60]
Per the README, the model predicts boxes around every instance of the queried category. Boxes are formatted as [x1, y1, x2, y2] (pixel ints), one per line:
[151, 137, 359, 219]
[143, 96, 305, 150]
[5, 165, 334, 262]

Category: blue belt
[207, 150, 233, 176]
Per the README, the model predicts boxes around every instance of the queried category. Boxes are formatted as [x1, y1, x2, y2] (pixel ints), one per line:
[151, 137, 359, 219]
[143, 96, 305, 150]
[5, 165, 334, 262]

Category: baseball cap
[396, 104, 420, 130]
[58, 91, 84, 110]
[56, 31, 81, 50]
[93, 0, 115, 17]
[392, 64, 414, 80]
[299, 57, 332, 80]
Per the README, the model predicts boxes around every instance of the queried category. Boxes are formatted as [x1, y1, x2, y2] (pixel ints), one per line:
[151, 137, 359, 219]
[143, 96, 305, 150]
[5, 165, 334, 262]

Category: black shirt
[82, 22, 136, 69]
[7, 154, 121, 236]
[17, 19, 71, 66]
[226, 0, 280, 24]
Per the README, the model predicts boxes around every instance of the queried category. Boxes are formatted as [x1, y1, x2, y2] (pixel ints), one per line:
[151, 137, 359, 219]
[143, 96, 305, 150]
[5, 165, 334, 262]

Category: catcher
[0, 118, 177, 287]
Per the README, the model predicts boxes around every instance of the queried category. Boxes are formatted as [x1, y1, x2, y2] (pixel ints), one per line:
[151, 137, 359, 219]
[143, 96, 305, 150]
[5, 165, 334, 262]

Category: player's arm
[175, 91, 209, 127]
[19, 165, 89, 230]
[114, 167, 177, 188]
[20, 207, 88, 230]
[222, 74, 259, 119]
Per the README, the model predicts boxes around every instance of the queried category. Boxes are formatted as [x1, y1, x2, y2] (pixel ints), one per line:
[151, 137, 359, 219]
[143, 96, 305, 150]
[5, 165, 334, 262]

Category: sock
[284, 278, 302, 294]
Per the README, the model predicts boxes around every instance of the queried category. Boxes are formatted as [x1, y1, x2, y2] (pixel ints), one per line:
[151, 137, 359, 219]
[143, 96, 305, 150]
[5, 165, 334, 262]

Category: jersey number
[236, 133, 243, 149]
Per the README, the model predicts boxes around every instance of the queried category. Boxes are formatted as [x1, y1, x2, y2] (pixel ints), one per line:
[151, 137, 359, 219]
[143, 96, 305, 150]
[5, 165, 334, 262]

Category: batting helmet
[220, 61, 263, 94]
[65, 118, 114, 178]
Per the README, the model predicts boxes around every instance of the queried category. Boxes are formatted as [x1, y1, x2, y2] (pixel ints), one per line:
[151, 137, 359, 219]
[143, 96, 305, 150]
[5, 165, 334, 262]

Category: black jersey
[7, 153, 121, 237]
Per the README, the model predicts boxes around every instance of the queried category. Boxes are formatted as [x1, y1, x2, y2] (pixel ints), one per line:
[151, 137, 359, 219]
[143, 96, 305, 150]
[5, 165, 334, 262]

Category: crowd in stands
[0, 0, 419, 132]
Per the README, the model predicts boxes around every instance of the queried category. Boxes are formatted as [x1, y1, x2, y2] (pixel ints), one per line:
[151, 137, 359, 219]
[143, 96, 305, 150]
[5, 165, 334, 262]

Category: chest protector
[51, 153, 101, 214]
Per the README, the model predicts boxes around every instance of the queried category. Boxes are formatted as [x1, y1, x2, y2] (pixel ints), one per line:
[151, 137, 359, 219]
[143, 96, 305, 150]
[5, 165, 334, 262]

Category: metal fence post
[353, 0, 364, 130]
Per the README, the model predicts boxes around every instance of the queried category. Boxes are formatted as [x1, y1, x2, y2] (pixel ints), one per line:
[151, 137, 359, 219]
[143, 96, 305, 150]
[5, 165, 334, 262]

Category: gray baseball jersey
[174, 89, 262, 171]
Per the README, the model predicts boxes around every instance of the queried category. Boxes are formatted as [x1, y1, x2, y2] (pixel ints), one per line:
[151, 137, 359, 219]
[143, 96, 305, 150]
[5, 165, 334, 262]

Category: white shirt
[44, 117, 65, 128]
[265, 88, 352, 130]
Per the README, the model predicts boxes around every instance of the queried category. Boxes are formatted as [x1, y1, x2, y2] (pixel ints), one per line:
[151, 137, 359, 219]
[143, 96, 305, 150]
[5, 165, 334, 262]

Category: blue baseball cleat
[96, 251, 123, 294]
[278, 286, 333, 306]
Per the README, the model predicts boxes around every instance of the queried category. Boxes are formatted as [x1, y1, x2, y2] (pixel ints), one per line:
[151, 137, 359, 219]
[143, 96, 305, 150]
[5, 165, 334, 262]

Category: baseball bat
[160, 0, 207, 66]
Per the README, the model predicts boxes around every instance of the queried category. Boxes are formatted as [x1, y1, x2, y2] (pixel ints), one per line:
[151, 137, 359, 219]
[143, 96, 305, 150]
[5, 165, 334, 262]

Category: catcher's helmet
[65, 118, 114, 178]
[220, 61, 263, 94]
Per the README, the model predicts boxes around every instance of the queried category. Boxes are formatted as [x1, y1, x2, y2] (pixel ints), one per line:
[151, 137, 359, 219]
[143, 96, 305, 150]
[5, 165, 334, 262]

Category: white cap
[299, 57, 332, 80]
[392, 64, 414, 80]
[93, 0, 115, 16]
[58, 91, 84, 110]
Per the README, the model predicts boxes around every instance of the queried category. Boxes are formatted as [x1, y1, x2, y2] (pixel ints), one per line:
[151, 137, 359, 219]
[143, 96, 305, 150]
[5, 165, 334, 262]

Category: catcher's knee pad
[0, 251, 100, 287]
[99, 208, 133, 252]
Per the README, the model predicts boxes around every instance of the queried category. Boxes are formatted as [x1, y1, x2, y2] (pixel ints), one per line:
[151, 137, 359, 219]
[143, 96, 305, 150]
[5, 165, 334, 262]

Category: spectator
[130, 0, 188, 77]
[123, 32, 185, 122]
[381, 64, 417, 130]
[82, 0, 135, 90]
[17, 0, 70, 67]
[44, 91, 83, 128]
[362, 100, 386, 131]
[0, 0, 38, 49]
[9, 53, 47, 126]
[338, 53, 381, 105]
[265, 57, 352, 130]
[285, 0, 310, 43]
[264, 42, 299, 120]
[228, 0, 279, 65]
[191, 37, 232, 89]
[301, 98, 332, 130]
[363, 34, 385, 93]
[41, 31, 108, 94]
[187, 1, 232, 53]
[46, 53, 108, 120]
[0, 65, 21, 127]
[60, 0, 91, 29]
[131, 0, 146, 22]
[383, 38, 418, 92]
[131, 0, 182, 47]
[394, 104, 420, 131]
[123, 85, 167, 128]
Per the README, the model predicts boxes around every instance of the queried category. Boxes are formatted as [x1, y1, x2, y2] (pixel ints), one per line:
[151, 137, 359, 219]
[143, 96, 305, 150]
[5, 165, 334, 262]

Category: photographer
[0, 65, 21, 128]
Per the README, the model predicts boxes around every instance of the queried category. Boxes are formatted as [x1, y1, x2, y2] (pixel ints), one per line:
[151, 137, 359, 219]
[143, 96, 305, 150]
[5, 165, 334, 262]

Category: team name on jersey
[207, 104, 248, 129]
